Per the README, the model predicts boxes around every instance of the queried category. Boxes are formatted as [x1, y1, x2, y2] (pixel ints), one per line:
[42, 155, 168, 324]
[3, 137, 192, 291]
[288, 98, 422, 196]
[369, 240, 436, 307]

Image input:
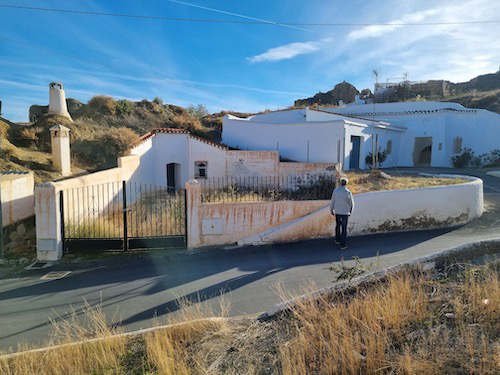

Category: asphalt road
[1, 168, 499, 353]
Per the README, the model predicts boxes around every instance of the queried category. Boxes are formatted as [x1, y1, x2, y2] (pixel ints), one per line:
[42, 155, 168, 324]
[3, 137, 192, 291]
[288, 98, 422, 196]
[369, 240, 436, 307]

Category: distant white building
[222, 101, 500, 170]
[129, 128, 337, 190]
[223, 107, 406, 170]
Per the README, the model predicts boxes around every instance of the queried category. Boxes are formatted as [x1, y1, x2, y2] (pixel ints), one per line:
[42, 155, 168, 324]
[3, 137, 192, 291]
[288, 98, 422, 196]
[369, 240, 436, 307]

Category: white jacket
[330, 186, 354, 216]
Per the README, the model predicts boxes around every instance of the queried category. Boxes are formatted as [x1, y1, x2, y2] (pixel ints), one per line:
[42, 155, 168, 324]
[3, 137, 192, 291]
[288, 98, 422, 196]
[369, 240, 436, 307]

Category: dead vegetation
[1, 260, 498, 374]
[345, 170, 469, 195]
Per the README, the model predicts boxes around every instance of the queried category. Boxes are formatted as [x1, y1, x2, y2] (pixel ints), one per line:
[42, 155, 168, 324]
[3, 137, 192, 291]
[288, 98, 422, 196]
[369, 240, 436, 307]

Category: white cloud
[347, 8, 440, 41]
[248, 40, 323, 63]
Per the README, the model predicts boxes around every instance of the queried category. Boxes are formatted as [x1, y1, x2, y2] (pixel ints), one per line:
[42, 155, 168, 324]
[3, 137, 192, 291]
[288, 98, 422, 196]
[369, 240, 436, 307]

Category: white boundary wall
[193, 175, 483, 247]
[1, 172, 34, 227]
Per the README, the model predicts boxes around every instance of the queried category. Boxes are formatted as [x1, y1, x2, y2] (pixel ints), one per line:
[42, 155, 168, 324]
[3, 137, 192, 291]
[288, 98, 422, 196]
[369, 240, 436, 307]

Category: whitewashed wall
[343, 124, 403, 170]
[237, 175, 483, 246]
[223, 117, 345, 163]
[329, 102, 500, 167]
[189, 137, 227, 180]
[1, 172, 34, 227]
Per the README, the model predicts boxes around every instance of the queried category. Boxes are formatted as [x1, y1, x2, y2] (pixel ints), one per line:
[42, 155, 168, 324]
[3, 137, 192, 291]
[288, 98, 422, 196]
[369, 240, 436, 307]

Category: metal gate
[60, 181, 186, 253]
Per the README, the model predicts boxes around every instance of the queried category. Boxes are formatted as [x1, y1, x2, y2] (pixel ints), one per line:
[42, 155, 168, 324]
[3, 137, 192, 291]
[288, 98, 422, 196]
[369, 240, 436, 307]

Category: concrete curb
[259, 237, 500, 319]
[486, 171, 500, 178]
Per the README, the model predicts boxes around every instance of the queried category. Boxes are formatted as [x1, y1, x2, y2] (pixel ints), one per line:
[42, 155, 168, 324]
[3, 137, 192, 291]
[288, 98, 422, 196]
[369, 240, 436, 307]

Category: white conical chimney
[48, 82, 72, 121]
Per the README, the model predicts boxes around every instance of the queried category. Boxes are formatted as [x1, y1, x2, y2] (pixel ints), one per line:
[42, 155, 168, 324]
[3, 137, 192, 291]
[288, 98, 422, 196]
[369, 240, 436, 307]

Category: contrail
[166, 0, 309, 31]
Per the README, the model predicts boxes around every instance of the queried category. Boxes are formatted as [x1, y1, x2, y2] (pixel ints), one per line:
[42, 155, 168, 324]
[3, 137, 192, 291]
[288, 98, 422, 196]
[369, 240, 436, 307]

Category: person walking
[330, 177, 354, 249]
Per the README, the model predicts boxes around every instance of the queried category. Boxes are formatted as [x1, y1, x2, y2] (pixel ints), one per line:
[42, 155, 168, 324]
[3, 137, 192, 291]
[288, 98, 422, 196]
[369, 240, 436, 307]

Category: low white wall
[235, 175, 484, 245]
[1, 172, 34, 227]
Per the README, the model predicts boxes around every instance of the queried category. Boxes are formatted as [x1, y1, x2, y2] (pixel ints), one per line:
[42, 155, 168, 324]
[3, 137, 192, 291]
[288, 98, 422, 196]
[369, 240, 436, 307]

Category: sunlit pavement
[1, 168, 499, 352]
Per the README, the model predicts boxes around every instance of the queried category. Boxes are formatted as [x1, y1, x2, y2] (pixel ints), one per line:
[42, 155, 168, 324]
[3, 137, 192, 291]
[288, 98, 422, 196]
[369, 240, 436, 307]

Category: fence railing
[200, 174, 336, 203]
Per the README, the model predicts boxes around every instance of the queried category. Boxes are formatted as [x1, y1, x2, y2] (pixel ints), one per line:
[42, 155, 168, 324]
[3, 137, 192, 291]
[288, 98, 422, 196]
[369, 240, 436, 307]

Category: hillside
[294, 70, 500, 113]
[1, 97, 253, 182]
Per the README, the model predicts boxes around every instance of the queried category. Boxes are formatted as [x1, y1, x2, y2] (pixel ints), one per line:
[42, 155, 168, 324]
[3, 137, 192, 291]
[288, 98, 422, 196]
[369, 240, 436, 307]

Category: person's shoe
[335, 240, 341, 245]
[340, 244, 348, 250]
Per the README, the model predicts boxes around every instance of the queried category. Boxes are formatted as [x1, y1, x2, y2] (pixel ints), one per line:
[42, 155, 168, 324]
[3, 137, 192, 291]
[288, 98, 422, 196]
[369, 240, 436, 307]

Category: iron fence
[61, 181, 186, 252]
[200, 174, 336, 203]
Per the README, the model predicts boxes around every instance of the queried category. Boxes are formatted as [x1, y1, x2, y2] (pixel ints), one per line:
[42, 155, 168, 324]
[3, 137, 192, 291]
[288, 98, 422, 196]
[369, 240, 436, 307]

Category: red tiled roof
[133, 128, 228, 150]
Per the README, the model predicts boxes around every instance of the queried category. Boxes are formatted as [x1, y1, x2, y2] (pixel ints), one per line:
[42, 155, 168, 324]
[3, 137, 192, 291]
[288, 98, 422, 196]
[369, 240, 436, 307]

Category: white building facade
[222, 102, 500, 170]
[129, 128, 338, 189]
[223, 108, 406, 170]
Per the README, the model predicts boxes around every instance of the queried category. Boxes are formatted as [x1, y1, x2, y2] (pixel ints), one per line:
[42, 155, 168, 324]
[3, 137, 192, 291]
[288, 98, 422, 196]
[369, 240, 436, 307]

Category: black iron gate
[61, 181, 187, 253]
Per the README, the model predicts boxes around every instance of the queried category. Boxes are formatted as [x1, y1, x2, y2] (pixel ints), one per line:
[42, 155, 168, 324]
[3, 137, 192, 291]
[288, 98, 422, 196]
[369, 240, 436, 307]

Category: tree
[187, 104, 209, 119]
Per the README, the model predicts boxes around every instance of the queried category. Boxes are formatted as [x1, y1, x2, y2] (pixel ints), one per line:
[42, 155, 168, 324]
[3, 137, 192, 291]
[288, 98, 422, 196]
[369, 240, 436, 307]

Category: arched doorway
[413, 137, 432, 167]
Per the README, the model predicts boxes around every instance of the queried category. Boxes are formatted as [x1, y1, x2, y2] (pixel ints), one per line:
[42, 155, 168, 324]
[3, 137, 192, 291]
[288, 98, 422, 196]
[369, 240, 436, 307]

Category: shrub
[187, 104, 209, 119]
[18, 127, 39, 148]
[73, 127, 138, 168]
[88, 96, 116, 115]
[365, 150, 387, 168]
[115, 99, 133, 117]
[451, 147, 474, 168]
[152, 97, 164, 105]
[483, 149, 500, 167]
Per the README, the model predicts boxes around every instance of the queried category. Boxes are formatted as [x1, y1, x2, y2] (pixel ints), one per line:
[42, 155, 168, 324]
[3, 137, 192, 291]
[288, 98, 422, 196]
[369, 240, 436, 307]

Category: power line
[165, 0, 308, 31]
[0, 4, 499, 27]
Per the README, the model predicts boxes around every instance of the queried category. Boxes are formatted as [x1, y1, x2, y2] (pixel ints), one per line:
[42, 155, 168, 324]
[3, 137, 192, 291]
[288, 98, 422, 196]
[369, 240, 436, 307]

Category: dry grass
[0, 303, 126, 375]
[1, 265, 498, 374]
[345, 171, 469, 195]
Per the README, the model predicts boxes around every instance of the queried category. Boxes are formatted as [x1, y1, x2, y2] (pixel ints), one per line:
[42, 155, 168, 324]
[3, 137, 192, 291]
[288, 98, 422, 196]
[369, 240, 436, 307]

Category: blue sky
[1, 0, 499, 121]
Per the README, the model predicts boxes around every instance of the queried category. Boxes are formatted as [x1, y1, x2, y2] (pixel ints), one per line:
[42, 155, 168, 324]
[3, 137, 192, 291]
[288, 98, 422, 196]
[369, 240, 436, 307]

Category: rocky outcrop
[294, 81, 359, 107]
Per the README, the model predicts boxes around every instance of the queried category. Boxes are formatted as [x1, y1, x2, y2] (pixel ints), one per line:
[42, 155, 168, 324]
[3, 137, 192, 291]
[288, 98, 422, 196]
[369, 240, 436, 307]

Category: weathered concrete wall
[239, 175, 483, 245]
[279, 162, 338, 176]
[1, 172, 34, 227]
[225, 150, 279, 177]
[35, 155, 140, 261]
[186, 179, 326, 248]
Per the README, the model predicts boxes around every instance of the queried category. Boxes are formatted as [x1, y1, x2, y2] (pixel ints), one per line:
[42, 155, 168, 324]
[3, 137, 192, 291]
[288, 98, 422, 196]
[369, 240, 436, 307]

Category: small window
[386, 140, 392, 155]
[194, 161, 207, 179]
[453, 137, 463, 153]
[438, 143, 443, 151]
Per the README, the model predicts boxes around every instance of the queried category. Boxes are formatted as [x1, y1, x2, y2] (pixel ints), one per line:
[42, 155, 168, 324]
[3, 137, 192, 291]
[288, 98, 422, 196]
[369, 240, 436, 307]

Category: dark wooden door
[167, 163, 176, 191]
[349, 136, 361, 169]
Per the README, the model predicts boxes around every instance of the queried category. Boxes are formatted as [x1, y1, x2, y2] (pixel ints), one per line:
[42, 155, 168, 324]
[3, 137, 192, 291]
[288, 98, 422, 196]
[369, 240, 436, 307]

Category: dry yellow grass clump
[1, 266, 498, 374]
[345, 171, 469, 195]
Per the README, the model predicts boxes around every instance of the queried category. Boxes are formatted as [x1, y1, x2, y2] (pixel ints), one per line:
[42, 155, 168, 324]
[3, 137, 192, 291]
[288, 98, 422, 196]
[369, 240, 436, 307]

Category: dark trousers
[335, 214, 349, 246]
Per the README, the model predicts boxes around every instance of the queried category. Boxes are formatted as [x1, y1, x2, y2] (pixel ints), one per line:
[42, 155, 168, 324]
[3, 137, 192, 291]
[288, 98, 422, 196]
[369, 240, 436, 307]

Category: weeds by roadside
[1, 261, 498, 374]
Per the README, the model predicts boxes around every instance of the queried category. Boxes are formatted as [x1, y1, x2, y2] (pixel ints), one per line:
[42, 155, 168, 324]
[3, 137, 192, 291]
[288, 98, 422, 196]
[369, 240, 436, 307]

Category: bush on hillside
[88, 96, 116, 115]
[152, 97, 164, 105]
[17, 127, 39, 149]
[187, 104, 209, 119]
[115, 99, 133, 117]
[73, 127, 138, 168]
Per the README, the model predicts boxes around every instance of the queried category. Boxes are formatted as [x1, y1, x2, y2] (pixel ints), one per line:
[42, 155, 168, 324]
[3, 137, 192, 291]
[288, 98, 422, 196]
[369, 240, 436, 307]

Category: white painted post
[50, 124, 71, 176]
[185, 180, 201, 249]
[35, 183, 63, 261]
